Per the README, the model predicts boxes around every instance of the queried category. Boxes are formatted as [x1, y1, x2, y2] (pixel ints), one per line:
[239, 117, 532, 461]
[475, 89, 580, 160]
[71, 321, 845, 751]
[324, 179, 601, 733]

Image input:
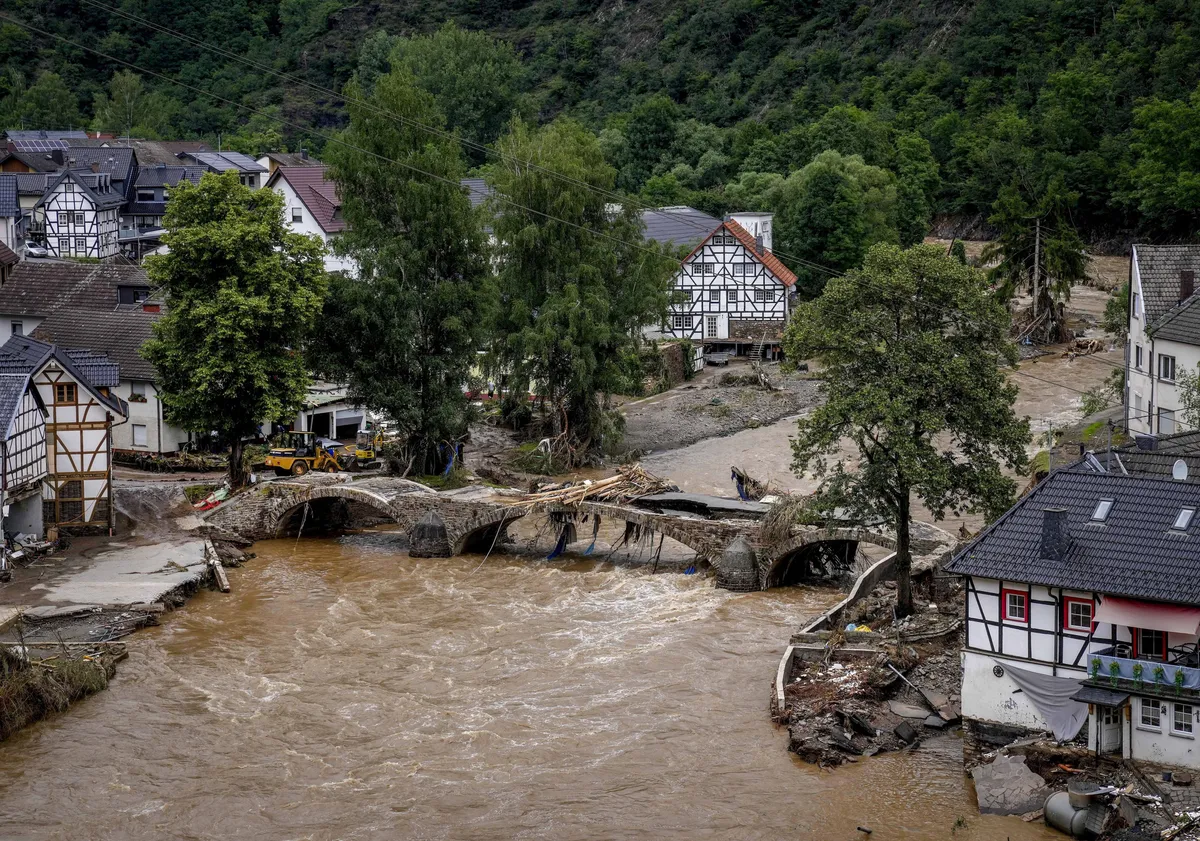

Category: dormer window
[1091, 498, 1114, 522]
[1173, 507, 1196, 531]
[137, 189, 155, 202]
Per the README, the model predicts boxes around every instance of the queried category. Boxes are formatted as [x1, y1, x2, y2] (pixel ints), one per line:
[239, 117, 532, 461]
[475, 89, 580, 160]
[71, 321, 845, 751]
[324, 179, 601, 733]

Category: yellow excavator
[264, 431, 344, 476]
[352, 421, 390, 470]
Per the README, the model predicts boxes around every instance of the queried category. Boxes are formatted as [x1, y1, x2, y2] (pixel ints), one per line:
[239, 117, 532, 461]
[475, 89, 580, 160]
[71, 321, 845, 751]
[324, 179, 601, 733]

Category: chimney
[90, 162, 99, 173]
[300, 147, 308, 161]
[156, 163, 165, 172]
[50, 149, 63, 165]
[1182, 270, 1195, 302]
[755, 234, 764, 252]
[1041, 508, 1070, 561]
[142, 302, 161, 313]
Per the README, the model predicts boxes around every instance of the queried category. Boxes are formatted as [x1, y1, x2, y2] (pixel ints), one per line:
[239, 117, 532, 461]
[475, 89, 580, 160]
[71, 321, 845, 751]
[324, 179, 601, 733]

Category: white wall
[0, 313, 43, 344]
[961, 650, 1085, 730]
[273, 177, 357, 276]
[109, 380, 189, 455]
[1130, 695, 1200, 766]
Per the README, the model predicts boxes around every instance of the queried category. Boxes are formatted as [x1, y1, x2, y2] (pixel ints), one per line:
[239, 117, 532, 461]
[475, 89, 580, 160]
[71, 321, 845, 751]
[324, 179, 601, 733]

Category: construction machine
[264, 431, 344, 476]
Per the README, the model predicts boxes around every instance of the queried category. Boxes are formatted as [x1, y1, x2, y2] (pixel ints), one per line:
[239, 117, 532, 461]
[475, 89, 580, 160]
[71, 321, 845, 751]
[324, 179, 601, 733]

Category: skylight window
[1174, 507, 1196, 531]
[1091, 498, 1114, 522]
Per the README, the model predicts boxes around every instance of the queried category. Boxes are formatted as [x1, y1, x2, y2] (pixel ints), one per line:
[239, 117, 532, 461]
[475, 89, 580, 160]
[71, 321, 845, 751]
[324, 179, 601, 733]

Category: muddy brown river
[0, 533, 1057, 840]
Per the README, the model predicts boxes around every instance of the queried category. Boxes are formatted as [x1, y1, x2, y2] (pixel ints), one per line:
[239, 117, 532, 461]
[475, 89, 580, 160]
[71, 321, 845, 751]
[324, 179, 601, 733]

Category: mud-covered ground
[617, 362, 822, 455]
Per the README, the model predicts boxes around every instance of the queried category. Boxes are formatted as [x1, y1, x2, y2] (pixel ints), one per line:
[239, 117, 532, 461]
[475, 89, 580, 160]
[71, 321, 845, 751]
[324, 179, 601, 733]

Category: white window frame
[10, 321, 21, 336]
[1135, 345, 1143, 370]
[1160, 407, 1177, 435]
[672, 314, 693, 331]
[706, 315, 718, 338]
[754, 288, 776, 303]
[728, 288, 738, 303]
[1066, 600, 1093, 631]
[1140, 698, 1162, 731]
[733, 263, 746, 276]
[291, 207, 303, 223]
[1173, 702, 1194, 736]
[130, 381, 147, 398]
[708, 289, 720, 303]
[58, 237, 70, 253]
[74, 237, 86, 250]
[1159, 354, 1177, 382]
[132, 424, 148, 448]
[1004, 591, 1028, 622]
[74, 212, 85, 225]
[1174, 508, 1196, 531]
[703, 263, 716, 276]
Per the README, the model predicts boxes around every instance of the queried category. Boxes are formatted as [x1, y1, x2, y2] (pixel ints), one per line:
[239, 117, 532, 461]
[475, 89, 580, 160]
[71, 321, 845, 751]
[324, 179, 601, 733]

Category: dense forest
[3, 0, 1200, 252]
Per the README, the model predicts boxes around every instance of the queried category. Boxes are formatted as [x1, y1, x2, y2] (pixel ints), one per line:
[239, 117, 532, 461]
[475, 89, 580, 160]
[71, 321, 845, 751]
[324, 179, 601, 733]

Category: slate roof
[262, 151, 321, 168]
[134, 165, 205, 188]
[1083, 449, 1200, 482]
[946, 464, 1200, 605]
[0, 151, 61, 173]
[461, 177, 492, 210]
[0, 261, 152, 317]
[70, 138, 211, 168]
[6, 130, 87, 142]
[35, 308, 158, 381]
[1151, 294, 1200, 344]
[60, 147, 135, 182]
[14, 174, 48, 196]
[0, 335, 126, 434]
[35, 170, 126, 210]
[640, 206, 722, 248]
[1120, 428, 1200, 456]
[269, 166, 344, 233]
[0, 242, 17, 268]
[63, 349, 121, 387]
[0, 175, 17, 217]
[1133, 244, 1200, 332]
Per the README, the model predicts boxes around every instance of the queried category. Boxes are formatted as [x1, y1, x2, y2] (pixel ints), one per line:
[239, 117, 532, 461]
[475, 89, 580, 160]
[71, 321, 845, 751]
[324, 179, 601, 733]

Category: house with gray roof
[35, 168, 124, 259]
[0, 261, 188, 456]
[0, 173, 18, 263]
[175, 150, 267, 189]
[947, 461, 1200, 770]
[0, 333, 128, 538]
[1127, 245, 1200, 437]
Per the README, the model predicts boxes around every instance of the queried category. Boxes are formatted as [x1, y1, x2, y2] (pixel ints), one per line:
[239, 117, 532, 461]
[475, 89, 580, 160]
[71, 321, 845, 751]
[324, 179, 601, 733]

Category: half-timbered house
[0, 335, 127, 535]
[947, 463, 1200, 770]
[651, 214, 797, 356]
[36, 169, 124, 259]
[0, 341, 48, 537]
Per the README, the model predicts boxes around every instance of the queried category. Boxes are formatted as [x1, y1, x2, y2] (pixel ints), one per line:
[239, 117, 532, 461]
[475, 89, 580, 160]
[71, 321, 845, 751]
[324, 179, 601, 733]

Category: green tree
[783, 244, 1029, 616]
[981, 176, 1089, 341]
[12, 72, 80, 129]
[485, 118, 676, 462]
[1103, 281, 1130, 339]
[1124, 83, 1200, 232]
[317, 69, 489, 474]
[1176, 366, 1200, 431]
[893, 133, 940, 247]
[143, 172, 328, 486]
[615, 94, 681, 190]
[391, 22, 525, 160]
[771, 150, 899, 297]
[91, 71, 177, 139]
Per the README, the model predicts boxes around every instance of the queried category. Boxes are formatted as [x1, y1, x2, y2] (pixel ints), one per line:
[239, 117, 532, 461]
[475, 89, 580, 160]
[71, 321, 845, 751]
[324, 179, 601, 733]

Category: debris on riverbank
[780, 581, 966, 767]
[0, 642, 119, 741]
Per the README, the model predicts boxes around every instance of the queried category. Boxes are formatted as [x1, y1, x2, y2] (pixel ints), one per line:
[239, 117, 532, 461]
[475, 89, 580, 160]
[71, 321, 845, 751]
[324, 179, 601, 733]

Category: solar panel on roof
[10, 139, 69, 153]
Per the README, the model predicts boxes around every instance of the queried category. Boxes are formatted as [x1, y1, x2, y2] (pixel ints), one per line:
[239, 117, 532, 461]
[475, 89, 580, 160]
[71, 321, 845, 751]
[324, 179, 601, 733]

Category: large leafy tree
[143, 172, 328, 486]
[485, 118, 675, 463]
[316, 69, 489, 474]
[771, 150, 900, 298]
[784, 244, 1030, 616]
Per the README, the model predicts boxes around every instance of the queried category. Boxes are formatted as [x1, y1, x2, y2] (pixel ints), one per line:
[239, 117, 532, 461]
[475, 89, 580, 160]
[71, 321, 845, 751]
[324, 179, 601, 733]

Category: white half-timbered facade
[657, 214, 797, 349]
[0, 386, 48, 537]
[36, 170, 123, 259]
[948, 466, 1200, 770]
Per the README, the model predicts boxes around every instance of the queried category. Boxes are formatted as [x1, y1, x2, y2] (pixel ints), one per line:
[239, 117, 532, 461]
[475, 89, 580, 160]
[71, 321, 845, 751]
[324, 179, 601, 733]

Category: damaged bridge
[202, 476, 955, 591]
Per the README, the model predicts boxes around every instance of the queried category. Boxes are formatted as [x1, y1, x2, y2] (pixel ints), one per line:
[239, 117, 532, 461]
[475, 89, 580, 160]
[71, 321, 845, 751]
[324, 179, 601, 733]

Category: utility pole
[1106, 420, 1113, 472]
[1046, 420, 1054, 474]
[1032, 217, 1041, 318]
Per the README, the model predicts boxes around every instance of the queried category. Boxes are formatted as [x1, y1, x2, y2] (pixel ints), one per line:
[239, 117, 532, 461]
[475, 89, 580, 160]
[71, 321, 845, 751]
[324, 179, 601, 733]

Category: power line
[3, 11, 1140, 421]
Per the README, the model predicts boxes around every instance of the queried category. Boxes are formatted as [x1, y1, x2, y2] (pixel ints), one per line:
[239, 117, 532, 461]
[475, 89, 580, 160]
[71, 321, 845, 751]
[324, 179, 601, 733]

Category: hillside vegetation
[3, 0, 1200, 246]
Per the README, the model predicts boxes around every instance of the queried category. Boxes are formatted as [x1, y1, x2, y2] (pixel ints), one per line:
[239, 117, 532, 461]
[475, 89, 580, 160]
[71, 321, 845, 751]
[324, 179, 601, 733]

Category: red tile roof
[722, 220, 797, 286]
[271, 166, 345, 234]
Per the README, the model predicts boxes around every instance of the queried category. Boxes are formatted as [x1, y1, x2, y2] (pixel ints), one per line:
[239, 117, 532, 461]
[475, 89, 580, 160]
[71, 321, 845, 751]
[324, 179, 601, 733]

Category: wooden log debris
[509, 464, 675, 510]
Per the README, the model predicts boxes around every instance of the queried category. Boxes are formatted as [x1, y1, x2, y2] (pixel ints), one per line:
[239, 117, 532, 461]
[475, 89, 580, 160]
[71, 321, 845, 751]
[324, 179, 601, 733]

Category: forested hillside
[3, 0, 1200, 248]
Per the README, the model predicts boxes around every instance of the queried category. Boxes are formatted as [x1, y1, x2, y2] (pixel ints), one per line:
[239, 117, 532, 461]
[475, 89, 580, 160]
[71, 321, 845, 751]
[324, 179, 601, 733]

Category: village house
[120, 163, 205, 258]
[36, 168, 125, 259]
[266, 165, 355, 275]
[1126, 244, 1200, 437]
[0, 334, 127, 536]
[175, 150, 266, 189]
[0, 262, 188, 456]
[257, 150, 321, 175]
[646, 212, 797, 357]
[947, 461, 1200, 770]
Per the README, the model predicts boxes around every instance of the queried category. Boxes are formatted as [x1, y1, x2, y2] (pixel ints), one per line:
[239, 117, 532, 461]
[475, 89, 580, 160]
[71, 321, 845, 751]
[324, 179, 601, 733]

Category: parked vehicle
[264, 431, 345, 475]
[23, 241, 49, 258]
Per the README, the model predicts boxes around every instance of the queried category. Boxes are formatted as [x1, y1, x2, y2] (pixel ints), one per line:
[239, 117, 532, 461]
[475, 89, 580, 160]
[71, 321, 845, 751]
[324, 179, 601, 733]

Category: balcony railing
[1089, 646, 1200, 693]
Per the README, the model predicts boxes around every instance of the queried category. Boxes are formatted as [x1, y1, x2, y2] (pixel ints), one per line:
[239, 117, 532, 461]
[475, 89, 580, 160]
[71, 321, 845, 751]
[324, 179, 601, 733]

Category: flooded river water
[0, 533, 1057, 841]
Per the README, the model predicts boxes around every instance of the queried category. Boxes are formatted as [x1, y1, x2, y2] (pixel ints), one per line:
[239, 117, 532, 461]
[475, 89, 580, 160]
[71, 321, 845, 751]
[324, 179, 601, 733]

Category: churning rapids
[0, 532, 1058, 840]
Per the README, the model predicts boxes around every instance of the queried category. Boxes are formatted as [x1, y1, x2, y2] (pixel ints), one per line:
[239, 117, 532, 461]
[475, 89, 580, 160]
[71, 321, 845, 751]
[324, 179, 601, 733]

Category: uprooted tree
[143, 171, 329, 487]
[783, 243, 1030, 617]
[484, 118, 676, 466]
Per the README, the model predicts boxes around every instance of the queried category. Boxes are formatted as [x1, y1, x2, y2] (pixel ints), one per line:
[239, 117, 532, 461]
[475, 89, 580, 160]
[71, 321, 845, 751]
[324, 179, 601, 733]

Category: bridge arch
[760, 526, 897, 589]
[271, 485, 400, 537]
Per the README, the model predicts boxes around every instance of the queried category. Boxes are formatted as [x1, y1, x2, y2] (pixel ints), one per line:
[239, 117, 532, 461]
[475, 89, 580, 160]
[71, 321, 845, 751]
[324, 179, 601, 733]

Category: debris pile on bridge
[509, 464, 675, 509]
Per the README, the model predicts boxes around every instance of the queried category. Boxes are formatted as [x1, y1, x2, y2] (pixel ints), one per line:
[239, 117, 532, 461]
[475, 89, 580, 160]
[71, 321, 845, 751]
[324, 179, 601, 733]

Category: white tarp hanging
[1094, 596, 1200, 636]
[999, 661, 1088, 742]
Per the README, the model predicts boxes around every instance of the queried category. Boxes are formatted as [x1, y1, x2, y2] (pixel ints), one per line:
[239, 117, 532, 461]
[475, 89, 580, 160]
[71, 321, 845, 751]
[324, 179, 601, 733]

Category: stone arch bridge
[202, 476, 955, 591]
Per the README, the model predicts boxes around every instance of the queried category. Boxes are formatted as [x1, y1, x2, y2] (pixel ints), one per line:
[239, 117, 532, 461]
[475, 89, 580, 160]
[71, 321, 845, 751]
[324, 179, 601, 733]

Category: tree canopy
[143, 171, 329, 485]
[484, 118, 676, 463]
[783, 244, 1030, 616]
[314, 67, 490, 475]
